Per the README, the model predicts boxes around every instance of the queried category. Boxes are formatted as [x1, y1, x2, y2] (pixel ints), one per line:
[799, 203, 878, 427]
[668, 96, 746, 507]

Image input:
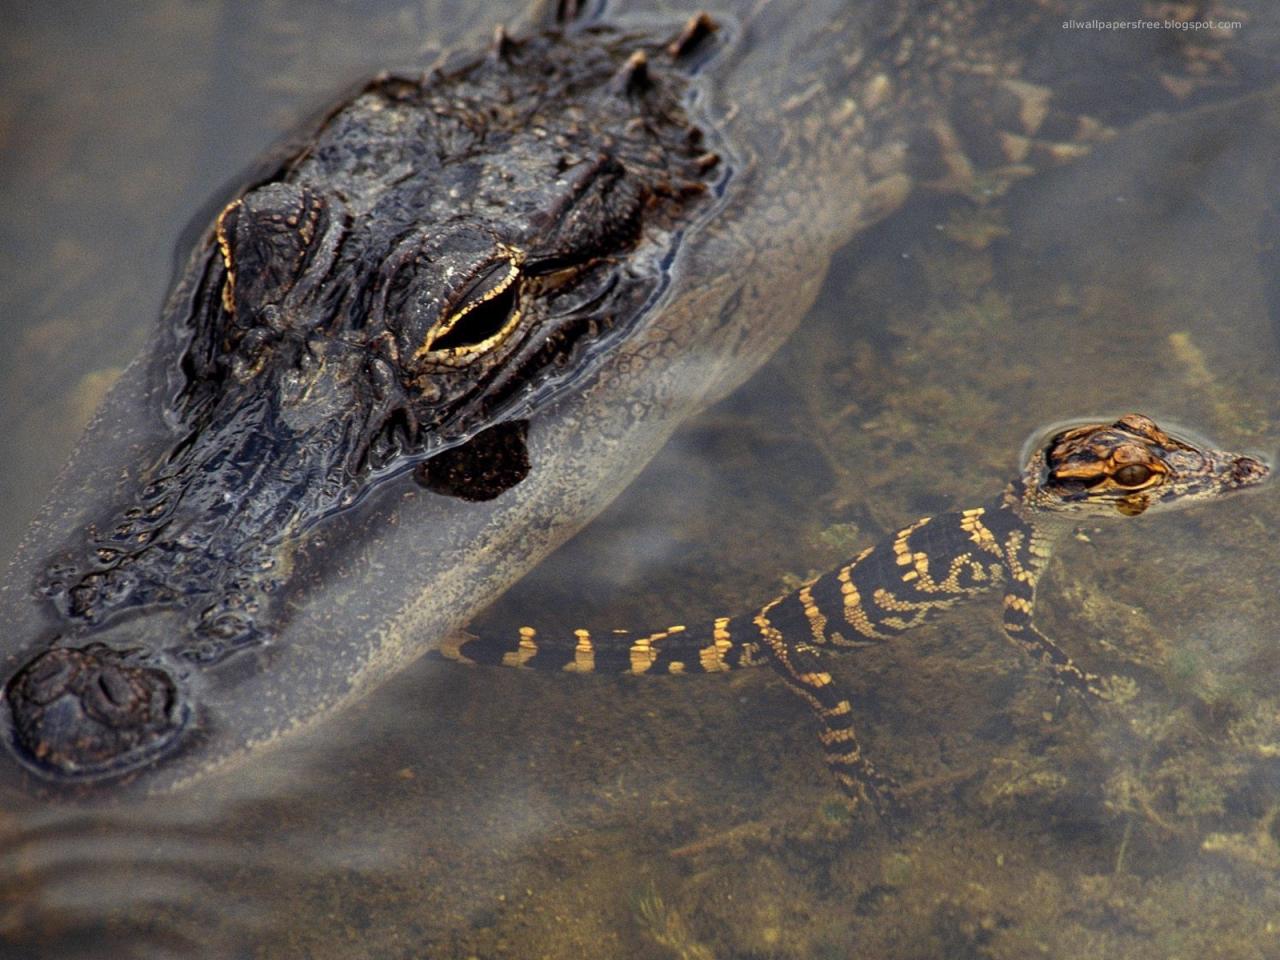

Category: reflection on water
[3, 2, 1280, 958]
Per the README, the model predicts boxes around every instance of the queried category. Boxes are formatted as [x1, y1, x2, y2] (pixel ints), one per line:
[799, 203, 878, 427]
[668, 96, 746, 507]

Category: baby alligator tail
[442, 501, 1030, 814]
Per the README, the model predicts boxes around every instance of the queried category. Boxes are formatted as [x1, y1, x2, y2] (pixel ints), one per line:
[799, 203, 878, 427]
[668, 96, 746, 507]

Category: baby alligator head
[1020, 414, 1269, 518]
[5, 17, 727, 786]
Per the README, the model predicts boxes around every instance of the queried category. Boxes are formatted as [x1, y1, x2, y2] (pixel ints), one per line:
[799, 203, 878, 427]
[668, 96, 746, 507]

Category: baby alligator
[441, 415, 1268, 816]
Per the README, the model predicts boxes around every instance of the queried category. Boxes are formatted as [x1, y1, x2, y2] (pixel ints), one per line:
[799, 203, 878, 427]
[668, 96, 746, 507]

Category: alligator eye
[1113, 464, 1154, 487]
[415, 256, 523, 362]
[431, 280, 519, 352]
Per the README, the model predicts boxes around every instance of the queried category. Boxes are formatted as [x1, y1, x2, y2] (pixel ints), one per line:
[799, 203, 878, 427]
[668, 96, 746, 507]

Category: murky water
[3, 2, 1280, 958]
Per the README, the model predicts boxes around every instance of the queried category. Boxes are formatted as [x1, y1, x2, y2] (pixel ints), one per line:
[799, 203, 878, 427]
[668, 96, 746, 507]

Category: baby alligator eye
[416, 257, 523, 361]
[1113, 463, 1154, 487]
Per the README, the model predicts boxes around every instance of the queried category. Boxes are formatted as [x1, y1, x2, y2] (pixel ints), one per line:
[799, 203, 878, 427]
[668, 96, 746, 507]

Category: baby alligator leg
[998, 529, 1109, 701]
[754, 605, 902, 819]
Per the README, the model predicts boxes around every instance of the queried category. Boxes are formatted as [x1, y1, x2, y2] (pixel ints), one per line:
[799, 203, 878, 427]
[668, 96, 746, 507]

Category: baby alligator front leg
[997, 526, 1110, 701]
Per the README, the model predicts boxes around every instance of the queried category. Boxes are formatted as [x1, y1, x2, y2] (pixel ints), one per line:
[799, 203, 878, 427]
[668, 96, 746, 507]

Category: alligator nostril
[5, 644, 187, 779]
[89, 668, 138, 715]
[20, 654, 77, 705]
[100, 672, 128, 706]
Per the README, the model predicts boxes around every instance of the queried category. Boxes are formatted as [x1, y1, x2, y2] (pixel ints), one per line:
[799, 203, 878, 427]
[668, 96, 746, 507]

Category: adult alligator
[0, 0, 1262, 798]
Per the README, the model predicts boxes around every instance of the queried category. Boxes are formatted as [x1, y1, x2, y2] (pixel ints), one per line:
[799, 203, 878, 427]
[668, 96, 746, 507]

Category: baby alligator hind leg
[753, 602, 903, 820]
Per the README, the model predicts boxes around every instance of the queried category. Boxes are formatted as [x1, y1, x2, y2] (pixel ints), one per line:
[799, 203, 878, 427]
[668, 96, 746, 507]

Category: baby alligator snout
[4, 643, 187, 780]
[1229, 454, 1270, 487]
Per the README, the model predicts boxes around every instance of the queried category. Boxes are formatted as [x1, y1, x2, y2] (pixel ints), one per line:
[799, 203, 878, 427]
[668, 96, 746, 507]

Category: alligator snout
[4, 643, 187, 780]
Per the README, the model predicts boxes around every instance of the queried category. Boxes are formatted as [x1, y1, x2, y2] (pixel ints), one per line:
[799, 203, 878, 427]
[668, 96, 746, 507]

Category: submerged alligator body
[0, 0, 1261, 796]
[443, 415, 1268, 815]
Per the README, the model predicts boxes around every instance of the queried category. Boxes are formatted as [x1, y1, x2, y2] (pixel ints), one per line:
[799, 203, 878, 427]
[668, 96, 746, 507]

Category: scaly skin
[0, 1, 1263, 797]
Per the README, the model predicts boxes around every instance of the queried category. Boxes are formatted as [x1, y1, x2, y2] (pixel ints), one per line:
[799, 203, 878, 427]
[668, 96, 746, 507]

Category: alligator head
[3, 16, 727, 789]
